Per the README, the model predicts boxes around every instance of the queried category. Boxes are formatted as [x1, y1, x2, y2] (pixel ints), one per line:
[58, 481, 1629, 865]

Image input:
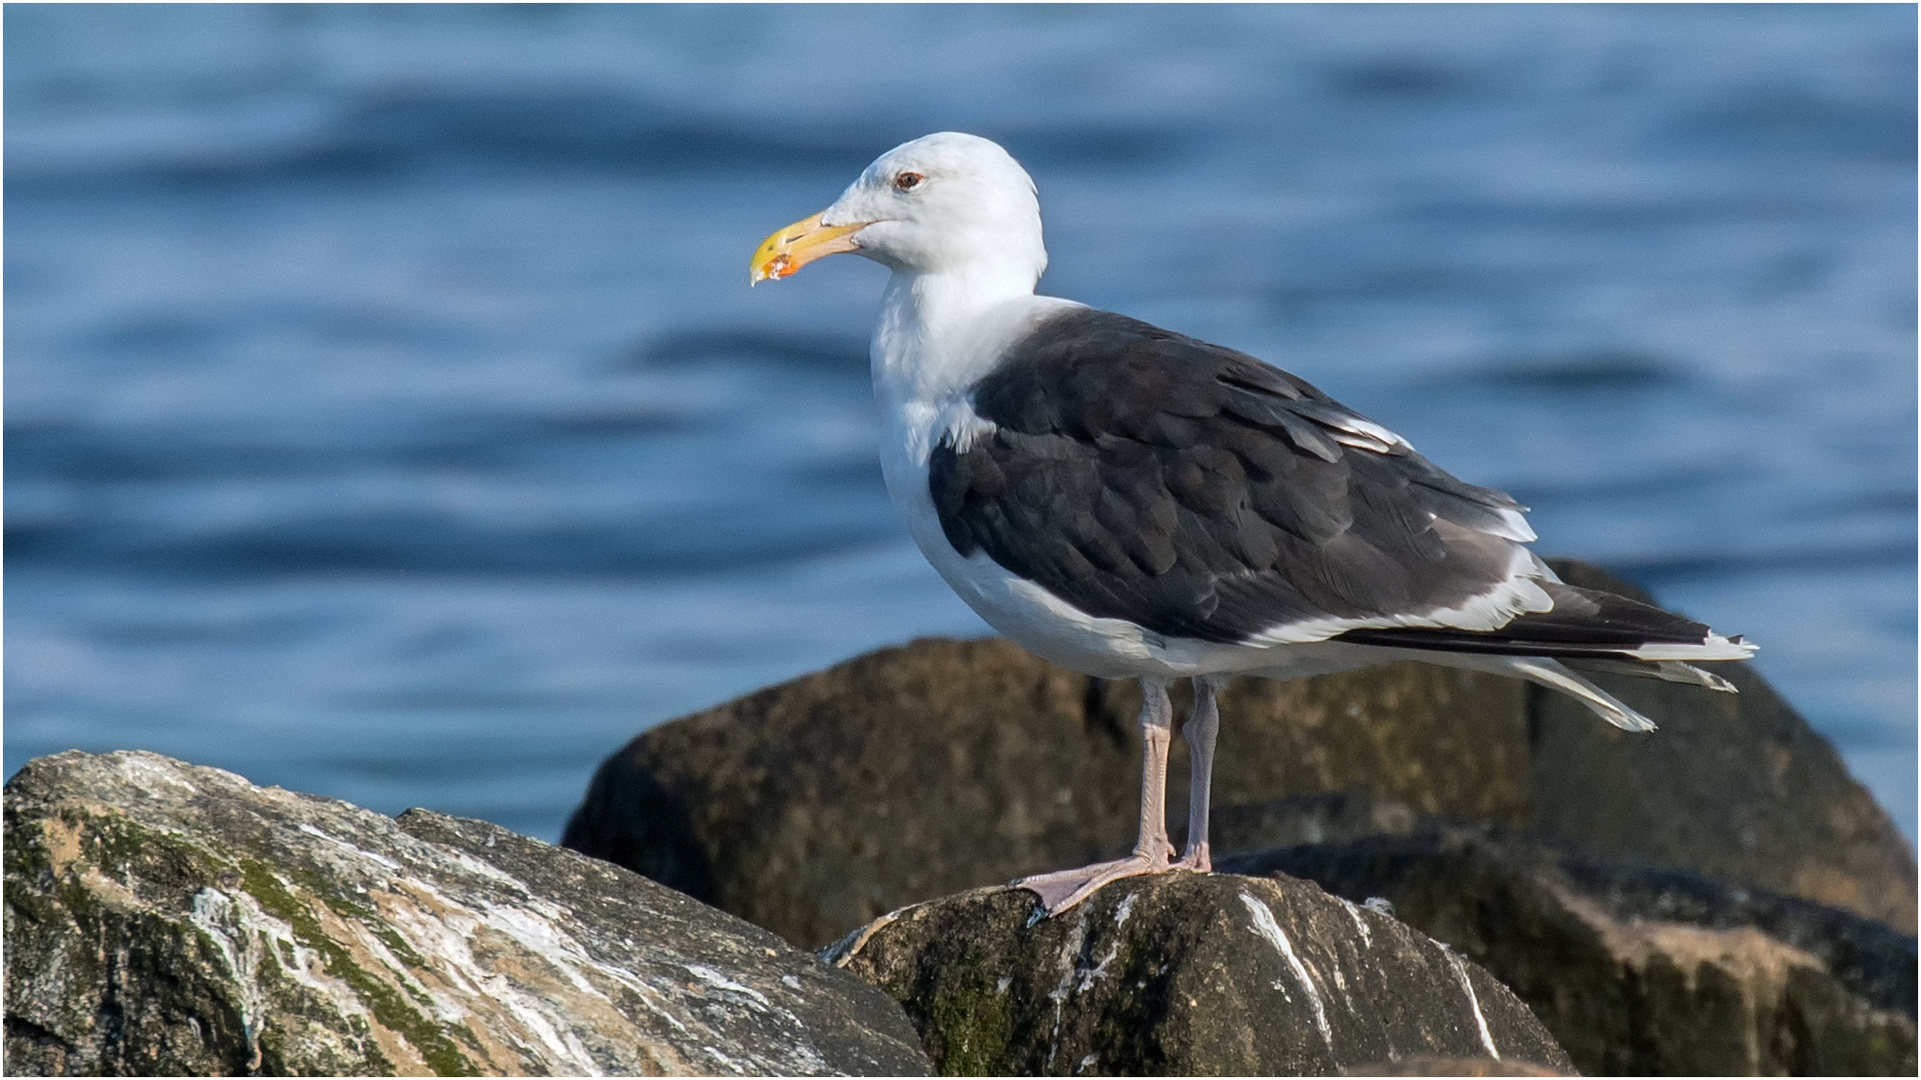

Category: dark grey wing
[928, 309, 1538, 645]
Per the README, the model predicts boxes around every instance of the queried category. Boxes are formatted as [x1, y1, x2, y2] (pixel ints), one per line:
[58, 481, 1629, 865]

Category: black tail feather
[1333, 581, 1723, 660]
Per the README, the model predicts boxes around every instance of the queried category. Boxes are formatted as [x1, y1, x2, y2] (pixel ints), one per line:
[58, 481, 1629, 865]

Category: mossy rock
[3, 750, 930, 1077]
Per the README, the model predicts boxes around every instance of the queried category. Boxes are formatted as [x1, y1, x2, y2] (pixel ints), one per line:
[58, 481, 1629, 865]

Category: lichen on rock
[3, 750, 931, 1077]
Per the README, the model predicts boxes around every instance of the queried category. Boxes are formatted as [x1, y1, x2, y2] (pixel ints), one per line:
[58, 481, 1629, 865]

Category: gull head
[751, 132, 1047, 286]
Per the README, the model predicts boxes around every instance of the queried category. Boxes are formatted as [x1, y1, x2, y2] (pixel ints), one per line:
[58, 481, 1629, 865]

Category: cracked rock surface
[827, 872, 1572, 1076]
[3, 750, 931, 1077]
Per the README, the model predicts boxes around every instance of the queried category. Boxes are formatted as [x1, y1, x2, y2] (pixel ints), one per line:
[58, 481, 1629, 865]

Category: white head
[751, 132, 1047, 289]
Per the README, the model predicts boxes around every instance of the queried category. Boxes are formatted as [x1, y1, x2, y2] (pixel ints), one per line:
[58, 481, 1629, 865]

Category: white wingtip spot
[1629, 634, 1759, 662]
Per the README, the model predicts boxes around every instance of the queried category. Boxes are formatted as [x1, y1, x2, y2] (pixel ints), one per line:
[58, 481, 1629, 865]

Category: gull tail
[1334, 577, 1755, 733]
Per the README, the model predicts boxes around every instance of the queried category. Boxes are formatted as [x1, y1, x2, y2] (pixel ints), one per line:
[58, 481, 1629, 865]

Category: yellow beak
[750, 212, 867, 285]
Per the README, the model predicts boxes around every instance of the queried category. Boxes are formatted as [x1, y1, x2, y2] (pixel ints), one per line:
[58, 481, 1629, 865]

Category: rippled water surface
[7, 5, 1915, 841]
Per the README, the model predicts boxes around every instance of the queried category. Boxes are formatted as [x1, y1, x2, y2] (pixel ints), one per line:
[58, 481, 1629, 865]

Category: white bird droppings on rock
[1240, 892, 1333, 1050]
[1445, 947, 1501, 1060]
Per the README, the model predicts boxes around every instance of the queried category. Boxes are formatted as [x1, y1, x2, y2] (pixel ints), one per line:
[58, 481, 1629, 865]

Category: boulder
[3, 750, 931, 1077]
[826, 872, 1574, 1076]
[563, 636, 1528, 949]
[1341, 1056, 1573, 1076]
[1224, 828, 1917, 1076]
[1188, 790, 1432, 854]
[1528, 561, 1917, 933]
[563, 558, 1914, 947]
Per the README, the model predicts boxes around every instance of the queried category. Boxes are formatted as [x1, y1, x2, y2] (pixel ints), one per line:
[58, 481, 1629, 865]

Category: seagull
[750, 132, 1755, 916]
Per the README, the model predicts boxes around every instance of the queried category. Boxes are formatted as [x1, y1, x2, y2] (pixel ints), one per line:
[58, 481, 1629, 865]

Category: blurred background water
[6, 4, 1914, 843]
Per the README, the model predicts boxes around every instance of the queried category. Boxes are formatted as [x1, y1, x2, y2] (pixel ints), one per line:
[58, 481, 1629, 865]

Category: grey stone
[826, 872, 1573, 1076]
[1226, 827, 1917, 1076]
[3, 750, 930, 1077]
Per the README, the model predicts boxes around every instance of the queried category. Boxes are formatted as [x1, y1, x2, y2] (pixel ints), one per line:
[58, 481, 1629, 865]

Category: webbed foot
[1012, 848, 1183, 915]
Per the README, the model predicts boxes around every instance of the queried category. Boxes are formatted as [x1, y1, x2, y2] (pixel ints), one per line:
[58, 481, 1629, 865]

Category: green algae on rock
[3, 750, 931, 1077]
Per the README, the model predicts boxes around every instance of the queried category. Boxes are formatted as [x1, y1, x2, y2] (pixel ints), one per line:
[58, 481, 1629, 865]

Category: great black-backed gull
[750, 131, 1755, 915]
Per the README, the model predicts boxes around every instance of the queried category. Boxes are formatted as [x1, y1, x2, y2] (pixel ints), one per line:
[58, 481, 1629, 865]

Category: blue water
[7, 5, 1915, 843]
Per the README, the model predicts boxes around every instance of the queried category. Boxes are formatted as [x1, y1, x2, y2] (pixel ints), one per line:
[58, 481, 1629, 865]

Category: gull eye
[894, 171, 924, 191]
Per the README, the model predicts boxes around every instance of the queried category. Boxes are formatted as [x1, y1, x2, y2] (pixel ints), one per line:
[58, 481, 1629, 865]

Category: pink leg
[1175, 675, 1225, 871]
[1014, 677, 1177, 914]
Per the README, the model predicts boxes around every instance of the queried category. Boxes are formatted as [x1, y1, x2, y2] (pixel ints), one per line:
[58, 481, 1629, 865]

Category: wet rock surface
[827, 872, 1573, 1077]
[1225, 828, 1917, 1076]
[564, 560, 1914, 948]
[3, 750, 931, 1077]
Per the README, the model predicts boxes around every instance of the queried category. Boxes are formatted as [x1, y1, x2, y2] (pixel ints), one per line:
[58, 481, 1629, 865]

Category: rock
[1529, 560, 1918, 933]
[1224, 828, 1917, 1076]
[826, 872, 1574, 1076]
[3, 750, 931, 1077]
[1342, 1056, 1574, 1076]
[1096, 665, 1534, 830]
[1194, 790, 1433, 854]
[563, 635, 1529, 948]
[563, 559, 1915, 947]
